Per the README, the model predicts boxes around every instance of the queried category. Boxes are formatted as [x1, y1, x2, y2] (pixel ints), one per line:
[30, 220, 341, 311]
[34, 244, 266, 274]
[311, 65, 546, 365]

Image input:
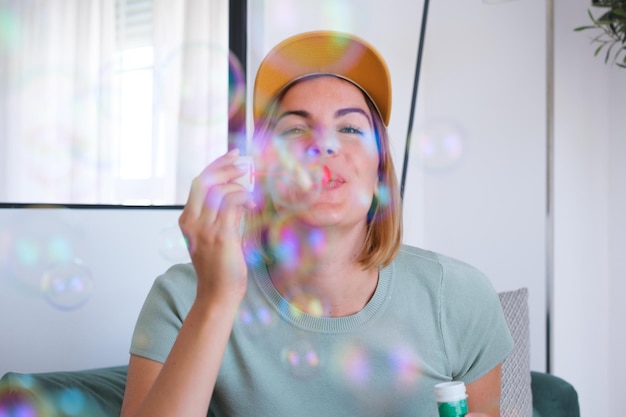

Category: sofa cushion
[499, 288, 533, 417]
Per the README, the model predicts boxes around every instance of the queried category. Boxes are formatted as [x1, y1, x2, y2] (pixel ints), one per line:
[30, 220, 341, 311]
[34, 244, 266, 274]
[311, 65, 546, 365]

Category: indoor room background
[0, 0, 624, 415]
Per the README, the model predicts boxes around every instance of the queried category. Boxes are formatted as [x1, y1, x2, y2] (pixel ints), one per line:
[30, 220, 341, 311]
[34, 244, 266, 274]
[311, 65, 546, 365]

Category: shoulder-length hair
[243, 76, 402, 270]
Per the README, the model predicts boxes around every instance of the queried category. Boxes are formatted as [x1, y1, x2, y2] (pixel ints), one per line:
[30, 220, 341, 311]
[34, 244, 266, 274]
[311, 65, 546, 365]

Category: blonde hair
[243, 77, 402, 270]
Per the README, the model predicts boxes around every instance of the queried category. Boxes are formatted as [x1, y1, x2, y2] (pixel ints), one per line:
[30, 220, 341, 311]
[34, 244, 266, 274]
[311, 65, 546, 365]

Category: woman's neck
[267, 221, 379, 317]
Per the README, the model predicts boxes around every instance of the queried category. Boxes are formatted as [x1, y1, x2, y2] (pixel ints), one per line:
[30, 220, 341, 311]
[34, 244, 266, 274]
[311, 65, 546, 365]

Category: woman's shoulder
[395, 244, 491, 288]
[396, 244, 483, 272]
[151, 263, 198, 298]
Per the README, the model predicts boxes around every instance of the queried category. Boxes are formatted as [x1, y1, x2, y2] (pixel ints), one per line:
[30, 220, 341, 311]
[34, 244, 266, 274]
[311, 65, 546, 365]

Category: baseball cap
[253, 30, 392, 126]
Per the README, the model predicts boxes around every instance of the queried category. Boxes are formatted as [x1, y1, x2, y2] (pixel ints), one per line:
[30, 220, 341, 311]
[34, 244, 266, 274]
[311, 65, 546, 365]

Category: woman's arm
[120, 293, 241, 417]
[466, 363, 503, 417]
[120, 149, 254, 417]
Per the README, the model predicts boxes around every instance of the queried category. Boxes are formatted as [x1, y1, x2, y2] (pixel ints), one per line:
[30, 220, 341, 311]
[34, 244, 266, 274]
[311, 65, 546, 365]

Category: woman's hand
[178, 148, 254, 304]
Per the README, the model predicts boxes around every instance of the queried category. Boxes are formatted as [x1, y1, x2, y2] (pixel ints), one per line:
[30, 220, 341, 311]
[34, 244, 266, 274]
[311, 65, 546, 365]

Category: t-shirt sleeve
[129, 263, 197, 363]
[438, 255, 514, 384]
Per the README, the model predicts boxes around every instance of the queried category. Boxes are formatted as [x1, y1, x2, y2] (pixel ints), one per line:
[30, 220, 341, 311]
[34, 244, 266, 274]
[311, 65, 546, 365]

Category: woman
[120, 31, 513, 417]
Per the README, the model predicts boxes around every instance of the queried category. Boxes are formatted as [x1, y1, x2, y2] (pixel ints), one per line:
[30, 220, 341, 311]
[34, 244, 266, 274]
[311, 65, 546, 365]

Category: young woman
[120, 31, 513, 417]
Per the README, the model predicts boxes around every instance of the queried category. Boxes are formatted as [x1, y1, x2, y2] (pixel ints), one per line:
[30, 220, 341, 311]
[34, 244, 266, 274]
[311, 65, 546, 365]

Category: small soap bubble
[0, 8, 20, 52]
[416, 121, 465, 172]
[0, 382, 51, 417]
[0, 215, 79, 297]
[238, 304, 275, 336]
[266, 217, 324, 278]
[228, 51, 245, 121]
[58, 388, 86, 416]
[41, 260, 94, 311]
[156, 42, 232, 127]
[132, 331, 153, 352]
[335, 343, 371, 387]
[283, 286, 329, 318]
[263, 149, 328, 211]
[158, 225, 189, 262]
[281, 338, 320, 379]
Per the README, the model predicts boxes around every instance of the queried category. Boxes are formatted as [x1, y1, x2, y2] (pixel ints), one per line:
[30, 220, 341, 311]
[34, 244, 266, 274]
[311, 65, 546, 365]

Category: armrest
[530, 371, 580, 417]
[0, 365, 128, 417]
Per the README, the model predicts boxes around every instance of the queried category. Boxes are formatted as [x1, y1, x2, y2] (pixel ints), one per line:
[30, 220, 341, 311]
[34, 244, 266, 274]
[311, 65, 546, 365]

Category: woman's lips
[321, 175, 345, 191]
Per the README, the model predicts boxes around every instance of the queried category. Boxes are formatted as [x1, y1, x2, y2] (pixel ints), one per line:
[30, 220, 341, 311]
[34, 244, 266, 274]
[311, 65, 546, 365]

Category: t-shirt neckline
[251, 261, 393, 333]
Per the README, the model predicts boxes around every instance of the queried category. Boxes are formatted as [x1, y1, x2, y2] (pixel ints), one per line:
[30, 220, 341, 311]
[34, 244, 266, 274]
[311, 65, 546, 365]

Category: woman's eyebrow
[335, 108, 372, 127]
[276, 110, 310, 121]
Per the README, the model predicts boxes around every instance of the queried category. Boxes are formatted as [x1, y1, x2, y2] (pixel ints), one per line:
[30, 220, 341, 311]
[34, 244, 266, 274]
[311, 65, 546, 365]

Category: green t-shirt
[130, 244, 513, 416]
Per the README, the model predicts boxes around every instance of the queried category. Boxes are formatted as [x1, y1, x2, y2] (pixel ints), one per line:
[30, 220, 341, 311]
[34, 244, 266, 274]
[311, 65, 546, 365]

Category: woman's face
[262, 75, 380, 229]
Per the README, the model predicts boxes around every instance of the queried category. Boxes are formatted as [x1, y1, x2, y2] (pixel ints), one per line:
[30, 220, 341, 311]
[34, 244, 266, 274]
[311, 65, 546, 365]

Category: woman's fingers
[198, 183, 253, 228]
[184, 149, 247, 217]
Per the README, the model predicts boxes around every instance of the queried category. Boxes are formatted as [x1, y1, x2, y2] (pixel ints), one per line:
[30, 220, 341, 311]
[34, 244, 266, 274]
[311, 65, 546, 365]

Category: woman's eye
[340, 126, 364, 136]
[279, 126, 309, 138]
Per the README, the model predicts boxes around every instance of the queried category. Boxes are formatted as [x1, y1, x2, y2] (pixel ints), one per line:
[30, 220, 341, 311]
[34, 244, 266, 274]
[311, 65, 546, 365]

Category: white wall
[0, 207, 186, 376]
[408, 0, 548, 373]
[553, 0, 626, 415]
[608, 63, 626, 415]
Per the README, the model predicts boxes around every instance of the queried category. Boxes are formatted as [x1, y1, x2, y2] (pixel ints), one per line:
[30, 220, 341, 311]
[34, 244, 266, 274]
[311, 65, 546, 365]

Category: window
[0, 0, 230, 206]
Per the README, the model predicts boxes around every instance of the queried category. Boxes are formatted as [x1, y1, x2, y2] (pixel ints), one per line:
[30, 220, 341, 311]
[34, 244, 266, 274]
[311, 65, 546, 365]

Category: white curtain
[0, 0, 229, 205]
[0, 0, 116, 204]
[152, 0, 229, 204]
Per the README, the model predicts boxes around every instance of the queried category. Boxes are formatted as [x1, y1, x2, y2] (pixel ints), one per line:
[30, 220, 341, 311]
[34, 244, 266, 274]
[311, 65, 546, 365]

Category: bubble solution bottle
[434, 381, 468, 417]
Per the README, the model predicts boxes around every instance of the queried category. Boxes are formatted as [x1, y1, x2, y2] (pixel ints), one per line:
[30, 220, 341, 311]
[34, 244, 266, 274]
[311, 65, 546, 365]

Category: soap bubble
[238, 296, 276, 337]
[0, 376, 52, 417]
[155, 42, 240, 127]
[158, 224, 189, 262]
[228, 51, 245, 121]
[57, 388, 87, 416]
[41, 260, 94, 311]
[0, 7, 20, 53]
[265, 160, 327, 211]
[0, 215, 80, 297]
[416, 121, 465, 172]
[265, 217, 327, 277]
[280, 338, 321, 379]
[282, 285, 329, 318]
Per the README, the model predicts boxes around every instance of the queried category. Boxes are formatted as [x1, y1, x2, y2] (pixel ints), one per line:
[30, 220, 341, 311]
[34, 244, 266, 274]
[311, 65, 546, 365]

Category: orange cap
[253, 30, 392, 126]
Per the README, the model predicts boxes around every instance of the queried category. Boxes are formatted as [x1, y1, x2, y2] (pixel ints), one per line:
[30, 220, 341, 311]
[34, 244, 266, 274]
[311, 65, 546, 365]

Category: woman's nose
[306, 131, 339, 157]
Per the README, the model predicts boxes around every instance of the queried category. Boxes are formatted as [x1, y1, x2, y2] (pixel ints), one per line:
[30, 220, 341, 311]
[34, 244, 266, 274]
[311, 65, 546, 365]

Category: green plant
[575, 0, 626, 68]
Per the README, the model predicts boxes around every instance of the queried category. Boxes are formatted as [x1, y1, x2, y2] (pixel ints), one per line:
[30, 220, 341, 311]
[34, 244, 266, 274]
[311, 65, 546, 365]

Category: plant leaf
[588, 8, 599, 23]
[574, 25, 597, 31]
[605, 42, 617, 62]
[612, 7, 626, 17]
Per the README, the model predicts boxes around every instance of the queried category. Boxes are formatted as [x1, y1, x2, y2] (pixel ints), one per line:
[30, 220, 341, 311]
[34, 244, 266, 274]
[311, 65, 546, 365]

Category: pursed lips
[321, 174, 345, 191]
